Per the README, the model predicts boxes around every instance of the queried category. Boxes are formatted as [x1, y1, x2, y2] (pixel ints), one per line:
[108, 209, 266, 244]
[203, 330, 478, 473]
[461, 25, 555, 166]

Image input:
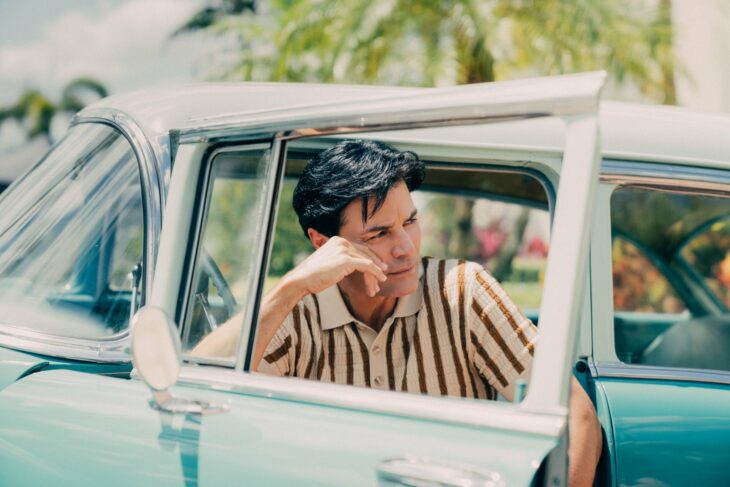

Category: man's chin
[380, 280, 419, 298]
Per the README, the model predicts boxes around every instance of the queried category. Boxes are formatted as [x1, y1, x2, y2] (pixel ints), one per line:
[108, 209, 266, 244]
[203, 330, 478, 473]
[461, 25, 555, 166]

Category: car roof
[82, 82, 730, 168]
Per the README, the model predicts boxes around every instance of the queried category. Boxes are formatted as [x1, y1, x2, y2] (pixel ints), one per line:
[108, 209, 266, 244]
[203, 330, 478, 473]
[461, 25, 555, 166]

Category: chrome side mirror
[131, 306, 227, 415]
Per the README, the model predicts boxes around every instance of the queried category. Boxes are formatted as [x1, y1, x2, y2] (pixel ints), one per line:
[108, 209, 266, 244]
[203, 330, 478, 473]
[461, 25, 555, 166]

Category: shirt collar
[317, 261, 424, 331]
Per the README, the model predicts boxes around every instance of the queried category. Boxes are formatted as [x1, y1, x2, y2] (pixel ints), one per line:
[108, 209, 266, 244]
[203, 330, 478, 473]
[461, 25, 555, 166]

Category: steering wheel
[197, 250, 238, 331]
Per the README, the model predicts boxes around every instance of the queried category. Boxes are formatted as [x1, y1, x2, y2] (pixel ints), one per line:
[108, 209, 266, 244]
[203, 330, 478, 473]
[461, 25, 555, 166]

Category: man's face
[338, 181, 421, 298]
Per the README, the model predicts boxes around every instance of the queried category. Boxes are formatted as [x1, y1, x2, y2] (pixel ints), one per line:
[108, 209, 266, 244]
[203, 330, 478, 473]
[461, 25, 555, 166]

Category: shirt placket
[363, 317, 398, 390]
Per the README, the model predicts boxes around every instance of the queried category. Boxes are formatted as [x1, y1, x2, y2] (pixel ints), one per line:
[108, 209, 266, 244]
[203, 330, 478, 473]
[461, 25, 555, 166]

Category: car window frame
[592, 158, 730, 385]
[145, 74, 606, 451]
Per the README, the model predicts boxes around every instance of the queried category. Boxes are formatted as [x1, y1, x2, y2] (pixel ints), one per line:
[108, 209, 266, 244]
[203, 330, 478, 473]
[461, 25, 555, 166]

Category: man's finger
[350, 257, 388, 282]
[351, 242, 388, 270]
[363, 273, 381, 297]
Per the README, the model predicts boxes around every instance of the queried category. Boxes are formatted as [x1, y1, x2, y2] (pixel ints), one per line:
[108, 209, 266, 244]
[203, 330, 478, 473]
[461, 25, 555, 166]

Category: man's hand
[286, 236, 388, 298]
[192, 236, 388, 361]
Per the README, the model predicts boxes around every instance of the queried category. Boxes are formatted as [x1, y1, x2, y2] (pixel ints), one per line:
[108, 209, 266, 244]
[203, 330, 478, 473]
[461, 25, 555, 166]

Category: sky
[0, 0, 220, 106]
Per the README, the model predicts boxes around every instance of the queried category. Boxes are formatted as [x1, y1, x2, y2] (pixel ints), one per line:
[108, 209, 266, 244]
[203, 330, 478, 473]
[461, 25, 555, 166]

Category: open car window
[269, 148, 552, 316]
[186, 133, 553, 402]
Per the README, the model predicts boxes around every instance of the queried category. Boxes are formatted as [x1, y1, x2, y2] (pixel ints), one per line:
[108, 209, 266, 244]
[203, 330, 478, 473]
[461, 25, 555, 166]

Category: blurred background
[1, 0, 729, 313]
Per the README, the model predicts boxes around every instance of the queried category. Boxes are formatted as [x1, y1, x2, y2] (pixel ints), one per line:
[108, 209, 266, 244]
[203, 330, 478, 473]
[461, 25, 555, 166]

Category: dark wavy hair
[293, 139, 425, 237]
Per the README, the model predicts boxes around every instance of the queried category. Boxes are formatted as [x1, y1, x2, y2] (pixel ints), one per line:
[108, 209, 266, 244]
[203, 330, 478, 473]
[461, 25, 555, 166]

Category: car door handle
[376, 456, 505, 487]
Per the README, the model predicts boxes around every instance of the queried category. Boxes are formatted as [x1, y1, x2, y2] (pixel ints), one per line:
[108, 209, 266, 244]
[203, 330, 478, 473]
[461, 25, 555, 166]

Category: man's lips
[387, 264, 415, 276]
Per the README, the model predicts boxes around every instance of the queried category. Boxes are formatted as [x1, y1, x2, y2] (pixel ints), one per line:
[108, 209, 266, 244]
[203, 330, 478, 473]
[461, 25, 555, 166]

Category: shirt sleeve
[257, 305, 298, 377]
[466, 264, 538, 401]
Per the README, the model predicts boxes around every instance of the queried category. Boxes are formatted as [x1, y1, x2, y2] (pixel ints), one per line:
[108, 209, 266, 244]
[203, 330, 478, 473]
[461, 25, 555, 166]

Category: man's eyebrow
[363, 209, 418, 234]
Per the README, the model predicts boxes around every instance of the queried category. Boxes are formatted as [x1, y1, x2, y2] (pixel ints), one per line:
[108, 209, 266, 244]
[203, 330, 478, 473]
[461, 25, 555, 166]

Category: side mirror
[131, 306, 181, 392]
[131, 306, 227, 415]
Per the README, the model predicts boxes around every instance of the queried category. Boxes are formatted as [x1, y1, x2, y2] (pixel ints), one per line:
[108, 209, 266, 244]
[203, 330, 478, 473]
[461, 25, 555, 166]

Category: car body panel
[0, 369, 555, 486]
[0, 347, 129, 392]
[597, 377, 730, 487]
[0, 348, 48, 392]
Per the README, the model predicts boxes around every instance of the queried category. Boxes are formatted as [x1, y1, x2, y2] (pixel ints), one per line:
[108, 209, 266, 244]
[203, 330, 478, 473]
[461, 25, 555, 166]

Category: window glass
[611, 185, 730, 371]
[612, 238, 686, 314]
[680, 218, 730, 308]
[183, 146, 272, 356]
[0, 124, 145, 339]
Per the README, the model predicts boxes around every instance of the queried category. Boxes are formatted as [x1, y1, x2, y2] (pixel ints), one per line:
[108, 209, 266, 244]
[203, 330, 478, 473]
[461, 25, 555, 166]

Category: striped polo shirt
[258, 257, 538, 401]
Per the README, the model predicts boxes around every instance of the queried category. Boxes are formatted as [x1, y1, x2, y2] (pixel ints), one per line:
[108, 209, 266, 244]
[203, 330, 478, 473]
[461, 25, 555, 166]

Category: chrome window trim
[601, 159, 730, 193]
[177, 365, 567, 437]
[0, 326, 128, 363]
[73, 108, 166, 294]
[0, 110, 164, 363]
[592, 362, 730, 386]
[592, 158, 730, 368]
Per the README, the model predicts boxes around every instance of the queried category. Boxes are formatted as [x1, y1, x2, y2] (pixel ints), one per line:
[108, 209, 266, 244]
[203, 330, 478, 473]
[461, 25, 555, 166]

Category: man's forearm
[250, 274, 307, 370]
[567, 378, 603, 487]
[191, 273, 306, 363]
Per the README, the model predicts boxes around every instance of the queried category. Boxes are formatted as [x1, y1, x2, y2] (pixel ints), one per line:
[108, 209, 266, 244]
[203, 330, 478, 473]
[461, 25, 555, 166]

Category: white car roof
[83, 82, 730, 168]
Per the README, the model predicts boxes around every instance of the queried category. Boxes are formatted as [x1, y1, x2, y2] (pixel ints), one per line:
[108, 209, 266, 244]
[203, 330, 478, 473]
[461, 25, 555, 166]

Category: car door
[590, 161, 730, 487]
[0, 72, 605, 487]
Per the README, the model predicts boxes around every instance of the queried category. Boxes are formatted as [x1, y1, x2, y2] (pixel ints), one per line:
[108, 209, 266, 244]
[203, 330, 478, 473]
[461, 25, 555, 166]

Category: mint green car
[0, 72, 728, 486]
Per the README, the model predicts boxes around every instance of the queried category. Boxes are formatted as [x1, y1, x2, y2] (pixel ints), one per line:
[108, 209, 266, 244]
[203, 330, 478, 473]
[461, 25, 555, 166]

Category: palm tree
[0, 78, 108, 143]
[188, 0, 676, 96]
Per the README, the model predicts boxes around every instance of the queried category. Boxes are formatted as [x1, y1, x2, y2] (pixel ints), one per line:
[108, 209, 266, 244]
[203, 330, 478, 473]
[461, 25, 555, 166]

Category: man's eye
[368, 231, 387, 241]
[405, 217, 417, 225]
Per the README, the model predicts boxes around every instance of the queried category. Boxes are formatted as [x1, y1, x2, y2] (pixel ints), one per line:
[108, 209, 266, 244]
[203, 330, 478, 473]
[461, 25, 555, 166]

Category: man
[194, 140, 602, 486]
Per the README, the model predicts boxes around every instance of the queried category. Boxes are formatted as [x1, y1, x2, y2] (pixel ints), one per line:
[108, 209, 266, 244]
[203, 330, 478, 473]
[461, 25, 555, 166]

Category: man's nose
[391, 228, 416, 259]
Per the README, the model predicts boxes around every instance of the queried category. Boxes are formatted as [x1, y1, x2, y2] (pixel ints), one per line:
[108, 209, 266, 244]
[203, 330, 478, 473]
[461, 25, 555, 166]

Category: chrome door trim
[177, 366, 567, 437]
[376, 457, 506, 487]
[592, 362, 730, 386]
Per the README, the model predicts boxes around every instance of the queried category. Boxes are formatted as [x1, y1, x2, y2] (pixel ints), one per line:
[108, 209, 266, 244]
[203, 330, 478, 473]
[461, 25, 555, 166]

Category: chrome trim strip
[601, 160, 730, 193]
[592, 362, 730, 386]
[177, 72, 606, 144]
[73, 108, 165, 297]
[178, 366, 567, 437]
[0, 326, 128, 363]
[236, 139, 281, 371]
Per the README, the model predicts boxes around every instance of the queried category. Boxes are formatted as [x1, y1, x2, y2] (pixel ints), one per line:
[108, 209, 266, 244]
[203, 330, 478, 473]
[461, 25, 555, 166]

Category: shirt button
[373, 376, 383, 386]
[372, 345, 381, 354]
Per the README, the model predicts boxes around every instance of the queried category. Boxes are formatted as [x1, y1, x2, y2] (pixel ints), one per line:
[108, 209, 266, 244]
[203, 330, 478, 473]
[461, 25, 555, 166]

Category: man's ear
[307, 228, 329, 250]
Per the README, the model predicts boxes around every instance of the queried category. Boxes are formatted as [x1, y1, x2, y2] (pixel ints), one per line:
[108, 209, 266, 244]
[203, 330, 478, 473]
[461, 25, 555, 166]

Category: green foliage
[172, 0, 256, 36]
[269, 181, 312, 277]
[183, 0, 677, 102]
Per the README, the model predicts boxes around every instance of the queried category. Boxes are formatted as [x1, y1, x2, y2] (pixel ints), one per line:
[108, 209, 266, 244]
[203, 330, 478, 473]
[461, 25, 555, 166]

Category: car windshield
[0, 123, 144, 340]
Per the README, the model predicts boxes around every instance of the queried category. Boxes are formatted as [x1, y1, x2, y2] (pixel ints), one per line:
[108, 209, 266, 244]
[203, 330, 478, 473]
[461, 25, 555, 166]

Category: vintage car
[0, 72, 728, 486]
